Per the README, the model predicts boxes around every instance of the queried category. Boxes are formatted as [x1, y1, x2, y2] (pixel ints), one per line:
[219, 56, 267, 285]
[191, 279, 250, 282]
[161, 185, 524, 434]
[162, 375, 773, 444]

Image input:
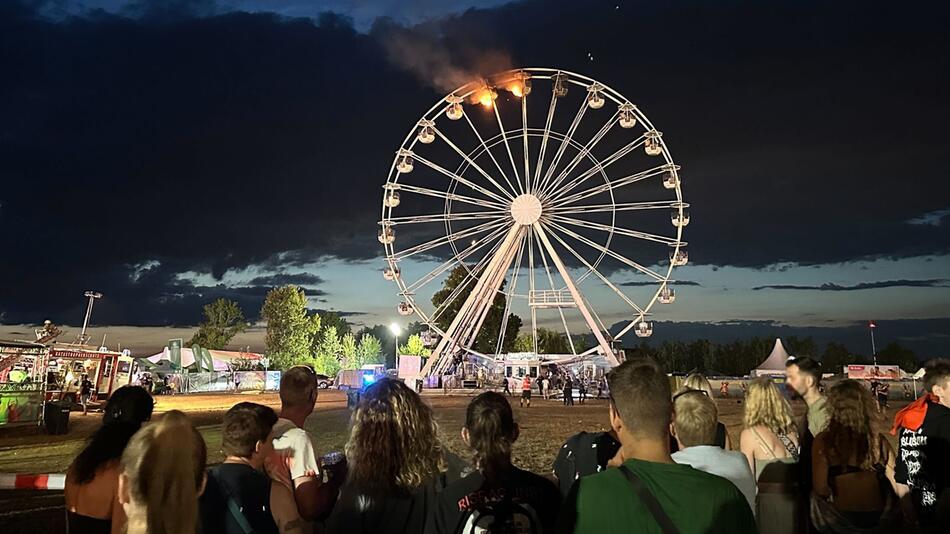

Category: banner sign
[847, 365, 900, 380]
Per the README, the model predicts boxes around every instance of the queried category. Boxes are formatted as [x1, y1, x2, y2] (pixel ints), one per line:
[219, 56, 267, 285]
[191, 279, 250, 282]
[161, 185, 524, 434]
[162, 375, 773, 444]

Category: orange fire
[509, 84, 524, 98]
[473, 87, 497, 108]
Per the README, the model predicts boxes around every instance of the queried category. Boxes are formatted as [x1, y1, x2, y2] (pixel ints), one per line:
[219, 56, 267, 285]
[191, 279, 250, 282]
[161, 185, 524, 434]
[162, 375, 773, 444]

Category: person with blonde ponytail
[118, 410, 208, 534]
[431, 391, 560, 534]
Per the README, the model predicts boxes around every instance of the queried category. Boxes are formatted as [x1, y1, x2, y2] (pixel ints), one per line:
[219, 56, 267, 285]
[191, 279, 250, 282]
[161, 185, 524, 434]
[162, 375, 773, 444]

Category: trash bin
[345, 389, 361, 409]
[44, 400, 71, 435]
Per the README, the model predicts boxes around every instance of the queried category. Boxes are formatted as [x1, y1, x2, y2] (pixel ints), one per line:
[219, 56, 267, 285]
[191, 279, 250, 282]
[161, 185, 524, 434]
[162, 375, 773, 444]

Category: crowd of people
[59, 356, 949, 533]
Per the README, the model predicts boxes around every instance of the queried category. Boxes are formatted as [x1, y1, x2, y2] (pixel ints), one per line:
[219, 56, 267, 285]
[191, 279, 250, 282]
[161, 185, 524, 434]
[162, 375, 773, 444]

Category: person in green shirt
[558, 358, 756, 534]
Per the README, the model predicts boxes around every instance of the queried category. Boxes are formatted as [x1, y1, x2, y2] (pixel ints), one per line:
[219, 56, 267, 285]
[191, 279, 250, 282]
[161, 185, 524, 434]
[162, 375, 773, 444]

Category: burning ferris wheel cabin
[378, 68, 690, 379]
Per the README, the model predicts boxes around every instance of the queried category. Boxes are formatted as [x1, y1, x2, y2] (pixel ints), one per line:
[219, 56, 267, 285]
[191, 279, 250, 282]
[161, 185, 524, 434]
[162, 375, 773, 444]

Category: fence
[0, 383, 45, 426]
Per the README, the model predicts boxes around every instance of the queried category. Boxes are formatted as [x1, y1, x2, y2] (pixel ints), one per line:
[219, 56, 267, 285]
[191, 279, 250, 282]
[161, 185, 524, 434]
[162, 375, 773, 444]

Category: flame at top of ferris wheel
[378, 68, 691, 377]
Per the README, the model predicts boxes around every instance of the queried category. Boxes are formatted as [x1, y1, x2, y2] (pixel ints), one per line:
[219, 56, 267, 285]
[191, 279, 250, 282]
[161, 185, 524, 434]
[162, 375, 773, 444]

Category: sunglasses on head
[672, 388, 709, 402]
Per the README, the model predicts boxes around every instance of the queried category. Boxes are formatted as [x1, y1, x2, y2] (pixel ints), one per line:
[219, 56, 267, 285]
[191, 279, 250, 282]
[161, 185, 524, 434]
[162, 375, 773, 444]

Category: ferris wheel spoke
[534, 230, 576, 354]
[545, 226, 646, 315]
[539, 111, 619, 199]
[393, 183, 508, 211]
[392, 219, 507, 262]
[545, 220, 667, 281]
[521, 93, 531, 194]
[536, 98, 589, 195]
[527, 226, 538, 353]
[549, 200, 686, 216]
[554, 164, 670, 207]
[429, 229, 510, 322]
[547, 136, 648, 203]
[433, 126, 516, 202]
[404, 223, 510, 293]
[462, 112, 521, 199]
[385, 210, 504, 226]
[551, 215, 681, 246]
[531, 90, 559, 194]
[495, 234, 527, 355]
[413, 154, 512, 206]
[492, 101, 524, 195]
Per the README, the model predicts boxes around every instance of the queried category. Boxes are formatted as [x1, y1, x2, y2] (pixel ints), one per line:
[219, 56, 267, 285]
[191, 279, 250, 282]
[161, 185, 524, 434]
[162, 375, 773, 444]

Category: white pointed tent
[753, 338, 792, 377]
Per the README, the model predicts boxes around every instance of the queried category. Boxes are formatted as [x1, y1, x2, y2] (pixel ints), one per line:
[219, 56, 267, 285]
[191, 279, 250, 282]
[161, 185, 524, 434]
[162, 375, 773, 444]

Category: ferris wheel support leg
[533, 223, 619, 367]
[420, 225, 524, 378]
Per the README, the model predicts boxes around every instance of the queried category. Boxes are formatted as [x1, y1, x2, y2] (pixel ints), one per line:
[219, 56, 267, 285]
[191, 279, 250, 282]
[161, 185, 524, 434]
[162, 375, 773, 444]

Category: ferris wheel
[378, 68, 689, 377]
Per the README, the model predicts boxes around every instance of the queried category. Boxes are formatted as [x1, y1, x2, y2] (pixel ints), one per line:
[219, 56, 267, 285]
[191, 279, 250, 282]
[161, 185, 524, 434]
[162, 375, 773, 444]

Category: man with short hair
[670, 390, 757, 515]
[521, 374, 533, 408]
[893, 359, 950, 531]
[201, 402, 280, 534]
[558, 359, 755, 533]
[785, 356, 829, 437]
[267, 366, 338, 533]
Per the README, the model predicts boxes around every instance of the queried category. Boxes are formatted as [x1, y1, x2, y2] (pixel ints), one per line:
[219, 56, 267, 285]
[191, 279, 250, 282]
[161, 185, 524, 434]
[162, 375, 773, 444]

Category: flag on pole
[869, 321, 877, 329]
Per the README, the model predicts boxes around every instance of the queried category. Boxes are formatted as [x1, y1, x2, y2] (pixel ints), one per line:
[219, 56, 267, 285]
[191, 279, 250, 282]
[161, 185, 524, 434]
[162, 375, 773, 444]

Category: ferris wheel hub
[510, 194, 543, 225]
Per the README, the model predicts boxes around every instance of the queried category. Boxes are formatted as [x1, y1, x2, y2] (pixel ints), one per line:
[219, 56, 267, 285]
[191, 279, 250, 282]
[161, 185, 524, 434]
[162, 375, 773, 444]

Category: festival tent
[752, 338, 792, 377]
[143, 347, 262, 372]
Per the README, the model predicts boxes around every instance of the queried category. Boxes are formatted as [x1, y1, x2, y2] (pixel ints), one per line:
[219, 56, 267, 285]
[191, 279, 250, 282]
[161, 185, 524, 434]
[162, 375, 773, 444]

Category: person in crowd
[267, 365, 340, 533]
[672, 389, 757, 515]
[877, 381, 889, 411]
[542, 375, 551, 400]
[558, 358, 755, 533]
[80, 375, 94, 415]
[118, 410, 208, 534]
[721, 381, 731, 398]
[326, 378, 468, 533]
[811, 380, 900, 532]
[502, 375, 512, 397]
[521, 374, 533, 408]
[200, 402, 280, 534]
[65, 385, 154, 534]
[740, 377, 801, 533]
[679, 373, 733, 449]
[563, 375, 574, 407]
[786, 355, 829, 529]
[892, 358, 950, 532]
[578, 380, 587, 404]
[431, 392, 561, 533]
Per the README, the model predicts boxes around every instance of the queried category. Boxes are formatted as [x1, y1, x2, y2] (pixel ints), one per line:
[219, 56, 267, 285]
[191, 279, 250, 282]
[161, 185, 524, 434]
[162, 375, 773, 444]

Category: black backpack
[460, 496, 541, 534]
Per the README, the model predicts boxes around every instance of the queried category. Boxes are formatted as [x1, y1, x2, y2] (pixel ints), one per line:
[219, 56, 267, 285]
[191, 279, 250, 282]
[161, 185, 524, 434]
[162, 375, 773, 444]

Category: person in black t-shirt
[893, 359, 950, 531]
[200, 402, 280, 534]
[431, 391, 560, 534]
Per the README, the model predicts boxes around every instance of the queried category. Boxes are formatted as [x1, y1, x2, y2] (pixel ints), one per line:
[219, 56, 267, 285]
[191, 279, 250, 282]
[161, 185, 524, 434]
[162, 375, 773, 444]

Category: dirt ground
[0, 389, 910, 532]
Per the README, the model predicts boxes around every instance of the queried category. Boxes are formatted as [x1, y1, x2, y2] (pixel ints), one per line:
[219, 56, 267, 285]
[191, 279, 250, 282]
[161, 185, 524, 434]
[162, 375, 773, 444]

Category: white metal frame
[378, 68, 689, 377]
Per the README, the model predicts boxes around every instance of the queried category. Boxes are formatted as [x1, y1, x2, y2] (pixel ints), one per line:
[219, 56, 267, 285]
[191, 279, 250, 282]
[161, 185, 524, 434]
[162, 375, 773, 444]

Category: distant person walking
[563, 376, 574, 406]
[521, 375, 533, 408]
[80, 375, 94, 415]
[542, 376, 551, 400]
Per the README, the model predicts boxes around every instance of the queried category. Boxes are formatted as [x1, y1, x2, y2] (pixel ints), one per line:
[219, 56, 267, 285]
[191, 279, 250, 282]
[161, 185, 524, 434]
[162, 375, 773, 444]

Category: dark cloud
[752, 279, 950, 291]
[247, 273, 324, 287]
[1, 0, 949, 325]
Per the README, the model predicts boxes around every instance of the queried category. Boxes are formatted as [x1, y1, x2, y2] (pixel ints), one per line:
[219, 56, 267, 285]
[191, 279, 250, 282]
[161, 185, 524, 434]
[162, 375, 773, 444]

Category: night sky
[1, 0, 948, 357]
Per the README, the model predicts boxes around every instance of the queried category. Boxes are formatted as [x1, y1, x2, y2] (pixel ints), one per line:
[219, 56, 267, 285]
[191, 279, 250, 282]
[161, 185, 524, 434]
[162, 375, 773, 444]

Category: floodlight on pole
[390, 323, 401, 371]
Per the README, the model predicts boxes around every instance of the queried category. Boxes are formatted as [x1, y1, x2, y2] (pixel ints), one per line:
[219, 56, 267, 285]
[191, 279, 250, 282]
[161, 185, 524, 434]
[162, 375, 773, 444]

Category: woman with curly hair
[811, 379, 900, 532]
[325, 378, 468, 533]
[740, 377, 801, 533]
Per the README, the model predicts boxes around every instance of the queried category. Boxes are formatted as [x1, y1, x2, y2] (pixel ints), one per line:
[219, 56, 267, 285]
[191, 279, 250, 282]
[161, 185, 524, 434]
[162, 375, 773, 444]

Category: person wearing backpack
[431, 391, 561, 533]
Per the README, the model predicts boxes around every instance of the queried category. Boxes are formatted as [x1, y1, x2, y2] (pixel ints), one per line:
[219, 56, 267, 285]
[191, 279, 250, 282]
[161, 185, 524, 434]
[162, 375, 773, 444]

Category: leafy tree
[399, 334, 430, 357]
[260, 286, 316, 369]
[513, 333, 534, 353]
[317, 311, 351, 337]
[876, 342, 918, 373]
[187, 298, 247, 349]
[785, 336, 819, 359]
[356, 334, 382, 367]
[537, 327, 571, 354]
[356, 325, 398, 367]
[431, 265, 521, 354]
[821, 342, 857, 374]
[340, 333, 358, 369]
[313, 325, 344, 376]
